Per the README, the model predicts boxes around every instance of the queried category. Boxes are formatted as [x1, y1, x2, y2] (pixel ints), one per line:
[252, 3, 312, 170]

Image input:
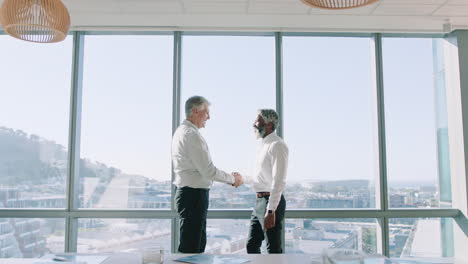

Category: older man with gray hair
[240, 109, 289, 254]
[172, 95, 243, 253]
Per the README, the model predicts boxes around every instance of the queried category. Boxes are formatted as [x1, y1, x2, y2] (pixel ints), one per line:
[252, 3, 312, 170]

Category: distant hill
[0, 126, 106, 185]
[0, 127, 66, 184]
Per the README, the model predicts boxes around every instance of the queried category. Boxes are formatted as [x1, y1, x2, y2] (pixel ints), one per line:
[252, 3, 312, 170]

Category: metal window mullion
[0, 208, 460, 219]
[171, 31, 182, 254]
[274, 31, 285, 250]
[275, 32, 284, 139]
[65, 31, 85, 253]
[374, 33, 390, 257]
[69, 210, 177, 218]
[65, 216, 78, 253]
[378, 217, 389, 256]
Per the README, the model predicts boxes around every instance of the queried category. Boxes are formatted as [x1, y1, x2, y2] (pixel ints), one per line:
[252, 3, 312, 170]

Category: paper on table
[42, 254, 108, 264]
[0, 259, 42, 264]
[34, 262, 84, 264]
[0, 259, 81, 264]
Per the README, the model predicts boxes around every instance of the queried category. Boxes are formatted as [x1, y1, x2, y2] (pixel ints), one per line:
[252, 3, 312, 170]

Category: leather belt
[256, 192, 271, 198]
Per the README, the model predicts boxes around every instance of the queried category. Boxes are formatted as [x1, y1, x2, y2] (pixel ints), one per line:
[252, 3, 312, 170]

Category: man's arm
[238, 173, 252, 185]
[264, 142, 288, 230]
[186, 131, 235, 184]
[267, 142, 288, 211]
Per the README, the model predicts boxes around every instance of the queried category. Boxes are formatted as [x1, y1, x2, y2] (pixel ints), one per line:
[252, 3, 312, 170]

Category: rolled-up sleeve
[267, 142, 289, 211]
[186, 131, 235, 184]
[242, 174, 253, 185]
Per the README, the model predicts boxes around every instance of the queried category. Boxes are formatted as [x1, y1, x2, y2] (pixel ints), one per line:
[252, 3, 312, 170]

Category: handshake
[231, 172, 244, 188]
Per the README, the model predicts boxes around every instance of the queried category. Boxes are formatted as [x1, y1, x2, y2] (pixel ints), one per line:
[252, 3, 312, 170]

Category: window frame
[0, 31, 460, 258]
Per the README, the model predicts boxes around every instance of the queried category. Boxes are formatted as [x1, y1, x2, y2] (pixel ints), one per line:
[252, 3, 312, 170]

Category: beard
[254, 125, 266, 139]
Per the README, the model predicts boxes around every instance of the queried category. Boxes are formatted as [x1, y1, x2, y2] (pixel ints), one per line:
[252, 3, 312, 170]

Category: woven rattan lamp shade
[0, 0, 70, 43]
[301, 0, 379, 9]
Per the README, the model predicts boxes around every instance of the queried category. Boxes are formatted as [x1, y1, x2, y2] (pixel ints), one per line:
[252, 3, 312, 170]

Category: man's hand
[264, 210, 275, 231]
[232, 172, 243, 187]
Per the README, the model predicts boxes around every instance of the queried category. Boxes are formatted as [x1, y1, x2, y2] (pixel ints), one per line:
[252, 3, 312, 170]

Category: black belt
[178, 186, 209, 191]
[256, 192, 271, 198]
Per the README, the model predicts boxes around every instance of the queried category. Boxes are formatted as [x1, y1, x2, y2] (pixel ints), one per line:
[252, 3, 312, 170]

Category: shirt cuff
[266, 204, 276, 211]
[243, 175, 251, 184]
[228, 173, 235, 184]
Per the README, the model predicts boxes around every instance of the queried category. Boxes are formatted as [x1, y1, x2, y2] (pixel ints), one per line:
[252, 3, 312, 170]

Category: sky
[0, 34, 443, 185]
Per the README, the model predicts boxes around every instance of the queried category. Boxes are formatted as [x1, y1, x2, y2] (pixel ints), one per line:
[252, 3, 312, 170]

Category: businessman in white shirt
[241, 109, 288, 254]
[172, 95, 243, 253]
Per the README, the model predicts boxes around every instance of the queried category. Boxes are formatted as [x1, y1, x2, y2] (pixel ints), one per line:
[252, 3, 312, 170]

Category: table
[99, 253, 317, 264]
[2, 253, 400, 264]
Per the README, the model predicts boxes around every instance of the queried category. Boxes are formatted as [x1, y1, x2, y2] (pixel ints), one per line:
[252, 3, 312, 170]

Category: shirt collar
[262, 131, 278, 144]
[183, 119, 199, 130]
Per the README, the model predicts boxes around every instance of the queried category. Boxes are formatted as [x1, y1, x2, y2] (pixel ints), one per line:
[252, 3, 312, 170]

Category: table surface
[102, 253, 318, 264]
[1, 253, 395, 264]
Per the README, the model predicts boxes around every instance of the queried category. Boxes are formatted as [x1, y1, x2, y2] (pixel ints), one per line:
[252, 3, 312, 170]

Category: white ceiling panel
[182, 0, 246, 2]
[253, 0, 303, 2]
[184, 2, 248, 13]
[63, 0, 120, 12]
[446, 0, 468, 5]
[119, 2, 184, 14]
[433, 5, 468, 17]
[381, 0, 446, 4]
[3, 0, 468, 32]
[372, 4, 440, 15]
[248, 2, 310, 14]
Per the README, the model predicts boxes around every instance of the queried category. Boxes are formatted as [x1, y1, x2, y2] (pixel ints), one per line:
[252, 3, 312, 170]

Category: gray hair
[258, 109, 279, 131]
[185, 96, 210, 117]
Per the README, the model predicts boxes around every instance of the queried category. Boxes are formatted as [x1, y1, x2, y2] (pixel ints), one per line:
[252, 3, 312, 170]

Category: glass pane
[0, 36, 72, 209]
[206, 219, 249, 254]
[283, 37, 378, 209]
[181, 36, 275, 209]
[383, 38, 451, 209]
[0, 218, 65, 258]
[389, 218, 453, 263]
[79, 35, 173, 209]
[286, 218, 379, 256]
[77, 219, 170, 253]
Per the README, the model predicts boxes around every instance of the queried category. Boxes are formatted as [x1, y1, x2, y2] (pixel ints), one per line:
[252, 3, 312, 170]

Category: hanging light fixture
[301, 0, 379, 9]
[0, 0, 70, 43]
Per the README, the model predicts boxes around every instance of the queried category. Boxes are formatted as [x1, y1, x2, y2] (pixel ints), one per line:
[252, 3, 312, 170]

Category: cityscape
[0, 126, 452, 262]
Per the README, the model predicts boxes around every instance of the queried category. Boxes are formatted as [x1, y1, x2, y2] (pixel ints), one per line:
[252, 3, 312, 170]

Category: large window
[0, 33, 459, 262]
[181, 35, 276, 209]
[0, 218, 65, 258]
[283, 36, 378, 209]
[0, 36, 72, 209]
[286, 218, 379, 255]
[79, 35, 173, 209]
[206, 219, 249, 254]
[389, 218, 453, 262]
[77, 219, 170, 253]
[382, 38, 451, 209]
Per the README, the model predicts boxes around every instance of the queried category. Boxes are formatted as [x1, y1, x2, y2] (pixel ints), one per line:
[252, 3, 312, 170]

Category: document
[42, 254, 109, 264]
[0, 259, 43, 264]
[0, 259, 79, 264]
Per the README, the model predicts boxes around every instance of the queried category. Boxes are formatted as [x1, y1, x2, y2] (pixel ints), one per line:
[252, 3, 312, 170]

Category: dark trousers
[246, 194, 286, 254]
[175, 186, 209, 253]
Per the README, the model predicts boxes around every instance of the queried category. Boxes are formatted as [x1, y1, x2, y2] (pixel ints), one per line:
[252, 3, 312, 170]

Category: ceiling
[4, 0, 468, 33]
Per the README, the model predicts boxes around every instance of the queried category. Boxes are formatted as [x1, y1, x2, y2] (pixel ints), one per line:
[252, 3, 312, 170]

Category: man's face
[253, 115, 266, 139]
[193, 104, 210, 128]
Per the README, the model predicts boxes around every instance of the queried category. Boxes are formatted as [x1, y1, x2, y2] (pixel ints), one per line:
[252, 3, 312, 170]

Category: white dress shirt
[245, 132, 289, 211]
[172, 120, 235, 189]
